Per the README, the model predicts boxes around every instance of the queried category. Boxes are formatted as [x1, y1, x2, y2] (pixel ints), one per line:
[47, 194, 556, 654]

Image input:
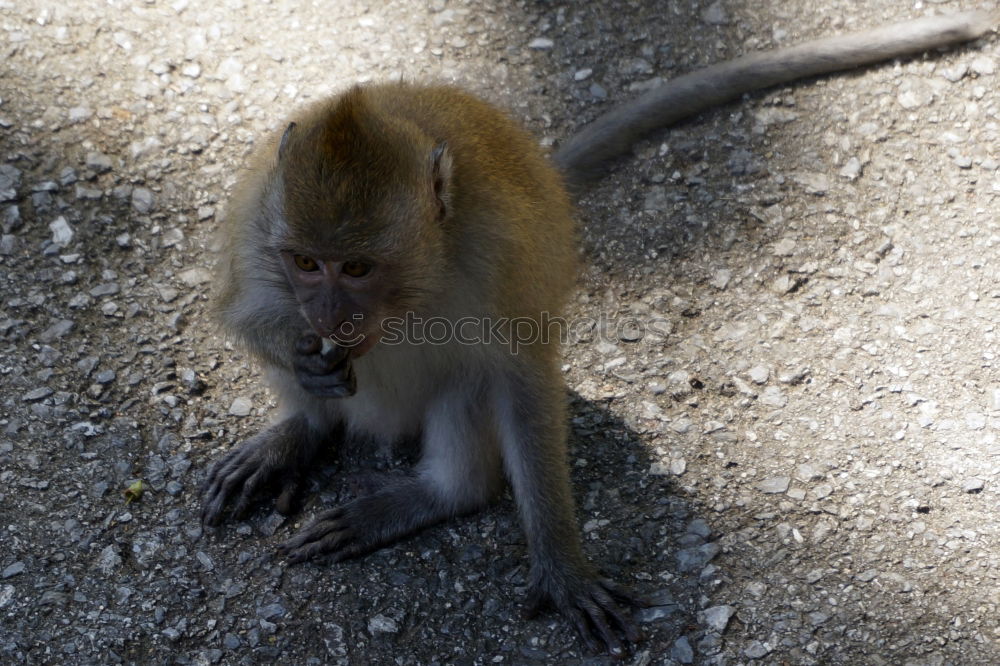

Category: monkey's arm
[495, 359, 640, 655]
[279, 387, 503, 562]
[200, 331, 357, 525]
[202, 412, 327, 525]
[555, 10, 1000, 185]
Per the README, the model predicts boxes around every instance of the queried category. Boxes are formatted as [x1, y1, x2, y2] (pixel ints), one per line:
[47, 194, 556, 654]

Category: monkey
[201, 10, 997, 655]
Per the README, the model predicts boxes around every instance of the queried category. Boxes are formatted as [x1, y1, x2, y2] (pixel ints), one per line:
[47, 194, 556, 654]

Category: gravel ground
[1, 1, 998, 664]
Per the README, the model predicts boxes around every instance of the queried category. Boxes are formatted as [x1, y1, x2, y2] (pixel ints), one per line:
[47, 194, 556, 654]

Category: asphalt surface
[1, 1, 998, 663]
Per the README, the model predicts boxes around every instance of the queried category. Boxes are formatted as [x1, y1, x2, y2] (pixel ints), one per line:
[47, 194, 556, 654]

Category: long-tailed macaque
[202, 11, 996, 654]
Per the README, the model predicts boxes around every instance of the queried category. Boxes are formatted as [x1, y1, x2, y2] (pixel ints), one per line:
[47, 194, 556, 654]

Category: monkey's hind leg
[280, 391, 502, 563]
[201, 413, 327, 525]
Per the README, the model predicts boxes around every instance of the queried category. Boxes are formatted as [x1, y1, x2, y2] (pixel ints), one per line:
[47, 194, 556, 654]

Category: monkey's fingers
[200, 442, 248, 496]
[294, 359, 357, 397]
[598, 576, 648, 611]
[231, 468, 269, 520]
[573, 587, 629, 658]
[565, 604, 604, 655]
[275, 478, 305, 515]
[201, 448, 257, 525]
[592, 583, 642, 645]
[279, 508, 356, 563]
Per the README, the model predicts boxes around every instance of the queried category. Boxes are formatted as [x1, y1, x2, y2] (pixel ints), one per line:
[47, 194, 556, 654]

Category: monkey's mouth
[319, 354, 357, 398]
[307, 338, 358, 398]
[317, 333, 379, 399]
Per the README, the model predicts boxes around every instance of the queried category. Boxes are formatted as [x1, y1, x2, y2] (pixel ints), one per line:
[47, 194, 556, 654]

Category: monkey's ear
[278, 122, 297, 160]
[430, 142, 452, 221]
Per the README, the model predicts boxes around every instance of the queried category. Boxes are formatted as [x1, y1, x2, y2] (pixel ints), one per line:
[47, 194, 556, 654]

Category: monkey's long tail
[554, 10, 999, 186]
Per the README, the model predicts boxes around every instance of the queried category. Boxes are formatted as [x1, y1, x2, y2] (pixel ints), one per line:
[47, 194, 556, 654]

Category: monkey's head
[273, 87, 453, 357]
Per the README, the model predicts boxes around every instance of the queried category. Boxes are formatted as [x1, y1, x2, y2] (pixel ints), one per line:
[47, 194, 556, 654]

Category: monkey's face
[278, 250, 389, 357]
[276, 159, 449, 357]
[274, 91, 453, 356]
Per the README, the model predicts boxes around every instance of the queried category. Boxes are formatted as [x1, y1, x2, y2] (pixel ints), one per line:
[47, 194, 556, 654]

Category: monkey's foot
[526, 569, 642, 657]
[279, 480, 442, 563]
[201, 415, 320, 526]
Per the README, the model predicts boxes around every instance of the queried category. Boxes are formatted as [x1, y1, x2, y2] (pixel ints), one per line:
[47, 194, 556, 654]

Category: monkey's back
[362, 83, 578, 323]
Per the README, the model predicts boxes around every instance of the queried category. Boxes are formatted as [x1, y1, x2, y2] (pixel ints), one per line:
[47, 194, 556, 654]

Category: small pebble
[963, 478, 984, 494]
[758, 476, 790, 494]
[701, 604, 735, 633]
[1, 562, 25, 578]
[527, 38, 554, 50]
[229, 398, 252, 417]
[49, 216, 73, 245]
[367, 614, 399, 634]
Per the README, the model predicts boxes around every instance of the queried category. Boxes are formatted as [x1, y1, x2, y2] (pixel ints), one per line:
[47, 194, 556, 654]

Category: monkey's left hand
[526, 565, 643, 657]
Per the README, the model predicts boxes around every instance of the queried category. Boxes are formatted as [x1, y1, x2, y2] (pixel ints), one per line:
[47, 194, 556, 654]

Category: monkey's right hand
[201, 415, 318, 526]
[293, 332, 357, 398]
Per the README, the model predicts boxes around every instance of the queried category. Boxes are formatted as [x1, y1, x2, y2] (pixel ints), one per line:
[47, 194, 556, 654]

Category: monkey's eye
[293, 254, 319, 272]
[342, 261, 372, 278]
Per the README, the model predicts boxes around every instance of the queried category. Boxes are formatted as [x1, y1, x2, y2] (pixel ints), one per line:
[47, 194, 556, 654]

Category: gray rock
[49, 216, 73, 245]
[257, 602, 286, 620]
[643, 186, 668, 211]
[1, 561, 25, 578]
[95, 370, 116, 384]
[229, 397, 252, 417]
[94, 545, 122, 574]
[687, 519, 712, 538]
[131, 187, 154, 213]
[59, 167, 78, 186]
[671, 636, 694, 664]
[840, 156, 863, 180]
[790, 171, 829, 194]
[178, 267, 212, 286]
[772, 238, 796, 257]
[758, 476, 791, 494]
[0, 234, 17, 255]
[22, 387, 53, 402]
[760, 386, 787, 407]
[89, 282, 120, 297]
[701, 1, 728, 25]
[745, 640, 772, 659]
[701, 604, 735, 633]
[940, 63, 968, 82]
[963, 478, 984, 493]
[0, 165, 21, 201]
[970, 56, 995, 75]
[2, 204, 20, 232]
[75, 184, 103, 200]
[710, 269, 731, 290]
[0, 584, 14, 609]
[748, 365, 769, 384]
[196, 551, 214, 571]
[85, 152, 113, 173]
[676, 542, 720, 572]
[367, 613, 399, 634]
